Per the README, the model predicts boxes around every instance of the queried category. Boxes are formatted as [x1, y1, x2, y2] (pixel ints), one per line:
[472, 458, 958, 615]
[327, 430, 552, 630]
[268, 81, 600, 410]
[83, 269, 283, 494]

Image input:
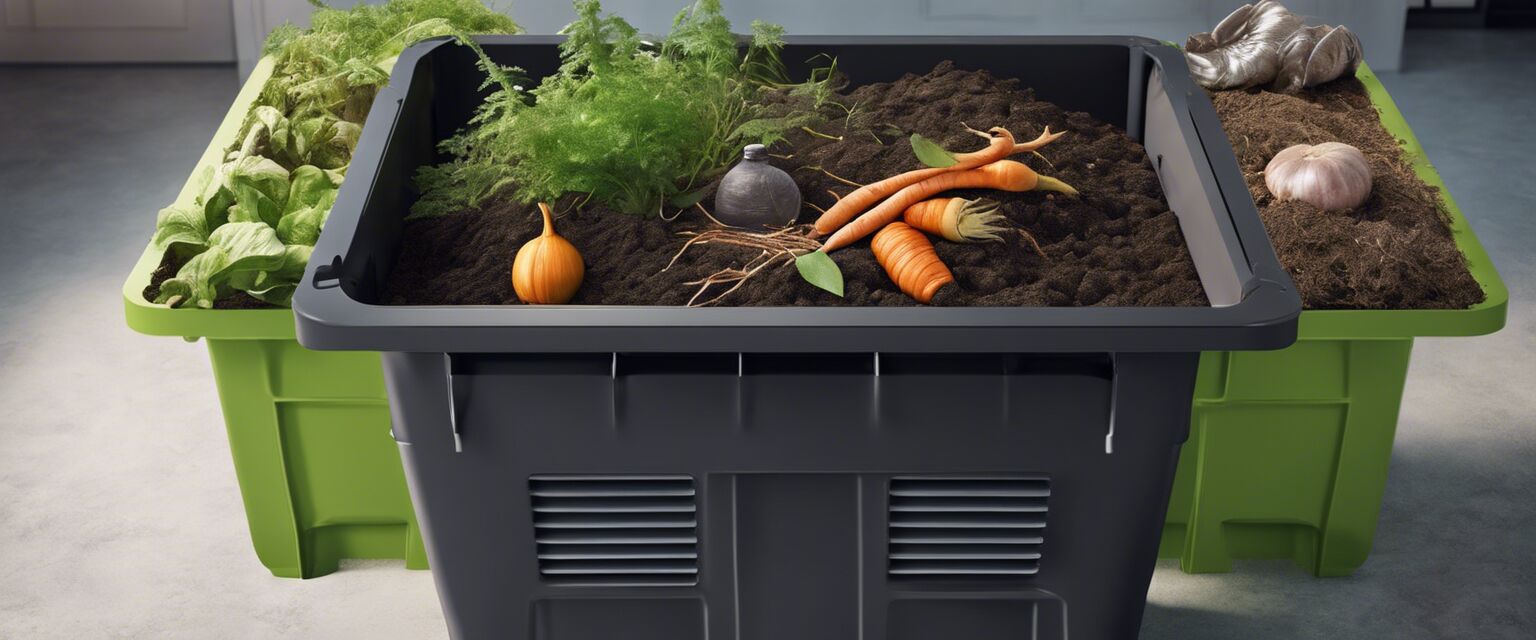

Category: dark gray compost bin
[295, 36, 1300, 640]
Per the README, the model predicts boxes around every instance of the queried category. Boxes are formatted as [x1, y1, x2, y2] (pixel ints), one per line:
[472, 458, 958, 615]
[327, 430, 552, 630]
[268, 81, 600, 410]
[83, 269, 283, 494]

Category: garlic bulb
[1274, 25, 1363, 94]
[511, 202, 584, 304]
[1264, 142, 1373, 211]
[1185, 1, 1302, 90]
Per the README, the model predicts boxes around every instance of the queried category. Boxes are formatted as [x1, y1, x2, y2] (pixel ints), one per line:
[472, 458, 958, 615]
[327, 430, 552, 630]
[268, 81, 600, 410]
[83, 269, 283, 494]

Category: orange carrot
[871, 222, 955, 304]
[810, 126, 1063, 238]
[822, 160, 1076, 253]
[902, 197, 1007, 243]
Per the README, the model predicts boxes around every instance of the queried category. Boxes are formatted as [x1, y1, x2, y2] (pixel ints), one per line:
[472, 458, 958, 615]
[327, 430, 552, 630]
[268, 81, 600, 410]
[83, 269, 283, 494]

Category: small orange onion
[511, 202, 584, 304]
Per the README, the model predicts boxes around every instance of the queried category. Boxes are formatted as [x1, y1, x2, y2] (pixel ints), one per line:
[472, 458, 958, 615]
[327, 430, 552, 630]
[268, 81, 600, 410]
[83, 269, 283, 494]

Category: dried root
[800, 126, 843, 142]
[664, 222, 823, 307]
[798, 165, 864, 188]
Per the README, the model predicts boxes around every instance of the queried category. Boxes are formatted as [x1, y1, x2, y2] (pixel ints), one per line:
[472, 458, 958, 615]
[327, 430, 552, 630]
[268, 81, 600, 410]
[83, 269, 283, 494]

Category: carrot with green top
[901, 197, 1008, 243]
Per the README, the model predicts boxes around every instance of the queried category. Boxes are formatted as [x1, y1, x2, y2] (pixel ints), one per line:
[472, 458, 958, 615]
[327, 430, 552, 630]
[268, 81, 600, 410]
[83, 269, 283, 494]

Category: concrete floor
[1, 29, 1531, 639]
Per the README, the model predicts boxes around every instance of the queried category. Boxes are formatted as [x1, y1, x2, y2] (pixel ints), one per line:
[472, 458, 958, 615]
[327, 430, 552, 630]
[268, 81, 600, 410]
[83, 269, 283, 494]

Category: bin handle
[445, 353, 462, 453]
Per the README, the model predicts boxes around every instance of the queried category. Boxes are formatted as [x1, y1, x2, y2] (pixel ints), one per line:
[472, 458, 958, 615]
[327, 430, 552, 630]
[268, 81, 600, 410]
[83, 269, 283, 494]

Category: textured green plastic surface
[1161, 64, 1508, 576]
[122, 58, 424, 578]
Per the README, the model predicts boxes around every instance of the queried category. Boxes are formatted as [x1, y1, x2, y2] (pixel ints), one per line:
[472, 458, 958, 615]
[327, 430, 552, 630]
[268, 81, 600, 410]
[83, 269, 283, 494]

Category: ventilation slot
[531, 475, 698, 586]
[888, 476, 1049, 578]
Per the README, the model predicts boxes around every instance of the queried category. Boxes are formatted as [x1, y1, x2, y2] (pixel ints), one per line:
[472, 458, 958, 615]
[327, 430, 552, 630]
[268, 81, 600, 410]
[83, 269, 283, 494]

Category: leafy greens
[151, 0, 519, 308]
[413, 0, 832, 218]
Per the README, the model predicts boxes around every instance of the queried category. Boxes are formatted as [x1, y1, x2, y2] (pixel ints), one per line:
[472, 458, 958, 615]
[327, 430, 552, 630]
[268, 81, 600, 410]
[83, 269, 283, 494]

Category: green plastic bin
[1160, 64, 1509, 576]
[122, 58, 426, 579]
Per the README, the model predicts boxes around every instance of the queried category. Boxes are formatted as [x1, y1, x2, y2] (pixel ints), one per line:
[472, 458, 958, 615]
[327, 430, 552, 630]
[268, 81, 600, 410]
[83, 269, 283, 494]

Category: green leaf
[246, 244, 314, 306]
[909, 133, 957, 168]
[224, 156, 291, 226]
[293, 116, 361, 169]
[276, 198, 333, 246]
[209, 222, 288, 274]
[794, 251, 844, 297]
[340, 55, 393, 88]
[251, 106, 292, 159]
[201, 184, 236, 231]
[157, 222, 288, 308]
[272, 244, 313, 282]
[666, 188, 708, 209]
[283, 165, 339, 217]
[155, 248, 229, 308]
[152, 204, 210, 253]
[183, 164, 234, 231]
[276, 166, 338, 245]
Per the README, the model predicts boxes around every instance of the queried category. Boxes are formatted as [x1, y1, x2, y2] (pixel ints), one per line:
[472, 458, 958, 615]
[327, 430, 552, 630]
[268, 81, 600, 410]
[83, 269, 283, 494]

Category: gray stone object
[713, 143, 802, 229]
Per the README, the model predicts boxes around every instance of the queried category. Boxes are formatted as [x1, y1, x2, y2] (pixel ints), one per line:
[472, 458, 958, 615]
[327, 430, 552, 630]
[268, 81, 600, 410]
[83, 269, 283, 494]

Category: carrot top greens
[413, 0, 834, 218]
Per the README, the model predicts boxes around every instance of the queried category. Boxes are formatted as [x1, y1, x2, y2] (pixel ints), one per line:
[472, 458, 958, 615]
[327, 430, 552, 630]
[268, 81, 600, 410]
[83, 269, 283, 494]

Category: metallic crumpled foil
[1185, 1, 1363, 93]
[1274, 25, 1364, 93]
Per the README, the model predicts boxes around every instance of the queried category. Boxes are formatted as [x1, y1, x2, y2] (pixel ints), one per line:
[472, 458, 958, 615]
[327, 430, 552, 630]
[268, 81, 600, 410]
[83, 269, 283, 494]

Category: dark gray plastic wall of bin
[294, 36, 1301, 640]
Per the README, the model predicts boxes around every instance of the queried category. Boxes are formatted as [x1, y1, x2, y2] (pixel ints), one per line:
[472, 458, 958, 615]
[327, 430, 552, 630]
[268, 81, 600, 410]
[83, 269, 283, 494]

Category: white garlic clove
[1264, 142, 1373, 211]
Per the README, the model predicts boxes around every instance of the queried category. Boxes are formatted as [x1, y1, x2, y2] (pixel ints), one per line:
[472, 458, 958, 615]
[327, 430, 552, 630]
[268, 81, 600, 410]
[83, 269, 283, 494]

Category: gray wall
[238, 0, 1407, 76]
[507, 0, 1406, 70]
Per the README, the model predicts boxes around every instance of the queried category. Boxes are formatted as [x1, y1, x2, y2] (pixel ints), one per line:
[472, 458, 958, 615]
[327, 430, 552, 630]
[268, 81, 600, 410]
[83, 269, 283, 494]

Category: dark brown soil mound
[383, 62, 1208, 307]
[1208, 78, 1483, 310]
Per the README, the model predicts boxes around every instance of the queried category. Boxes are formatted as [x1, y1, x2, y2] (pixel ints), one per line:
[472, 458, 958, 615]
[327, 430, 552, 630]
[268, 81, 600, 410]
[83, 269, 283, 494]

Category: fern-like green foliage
[413, 0, 833, 218]
[256, 0, 520, 133]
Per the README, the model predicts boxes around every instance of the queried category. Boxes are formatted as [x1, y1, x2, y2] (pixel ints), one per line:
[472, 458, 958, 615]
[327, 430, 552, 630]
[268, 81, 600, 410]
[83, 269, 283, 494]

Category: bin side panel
[388, 351, 1196, 640]
[123, 54, 423, 575]
[208, 339, 422, 578]
[1165, 339, 1412, 576]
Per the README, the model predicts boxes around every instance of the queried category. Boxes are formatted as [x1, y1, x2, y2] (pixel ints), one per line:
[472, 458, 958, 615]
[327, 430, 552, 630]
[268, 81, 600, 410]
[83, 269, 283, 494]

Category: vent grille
[888, 476, 1049, 577]
[531, 475, 698, 586]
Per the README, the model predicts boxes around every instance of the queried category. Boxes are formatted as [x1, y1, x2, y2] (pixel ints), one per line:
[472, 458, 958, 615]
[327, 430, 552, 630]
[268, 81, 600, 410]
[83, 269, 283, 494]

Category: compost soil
[1208, 78, 1483, 309]
[382, 62, 1205, 307]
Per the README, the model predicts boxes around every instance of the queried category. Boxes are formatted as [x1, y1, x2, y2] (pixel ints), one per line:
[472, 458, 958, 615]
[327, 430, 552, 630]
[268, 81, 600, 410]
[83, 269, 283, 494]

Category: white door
[0, 0, 235, 62]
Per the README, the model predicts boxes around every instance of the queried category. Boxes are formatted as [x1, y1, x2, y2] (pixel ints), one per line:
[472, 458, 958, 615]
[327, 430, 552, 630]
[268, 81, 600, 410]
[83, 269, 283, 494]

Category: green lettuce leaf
[246, 244, 314, 306]
[151, 204, 210, 253]
[224, 156, 291, 226]
[293, 116, 362, 170]
[275, 165, 339, 245]
[277, 195, 336, 246]
[283, 165, 339, 216]
[252, 105, 292, 159]
[154, 222, 288, 308]
[152, 164, 235, 254]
